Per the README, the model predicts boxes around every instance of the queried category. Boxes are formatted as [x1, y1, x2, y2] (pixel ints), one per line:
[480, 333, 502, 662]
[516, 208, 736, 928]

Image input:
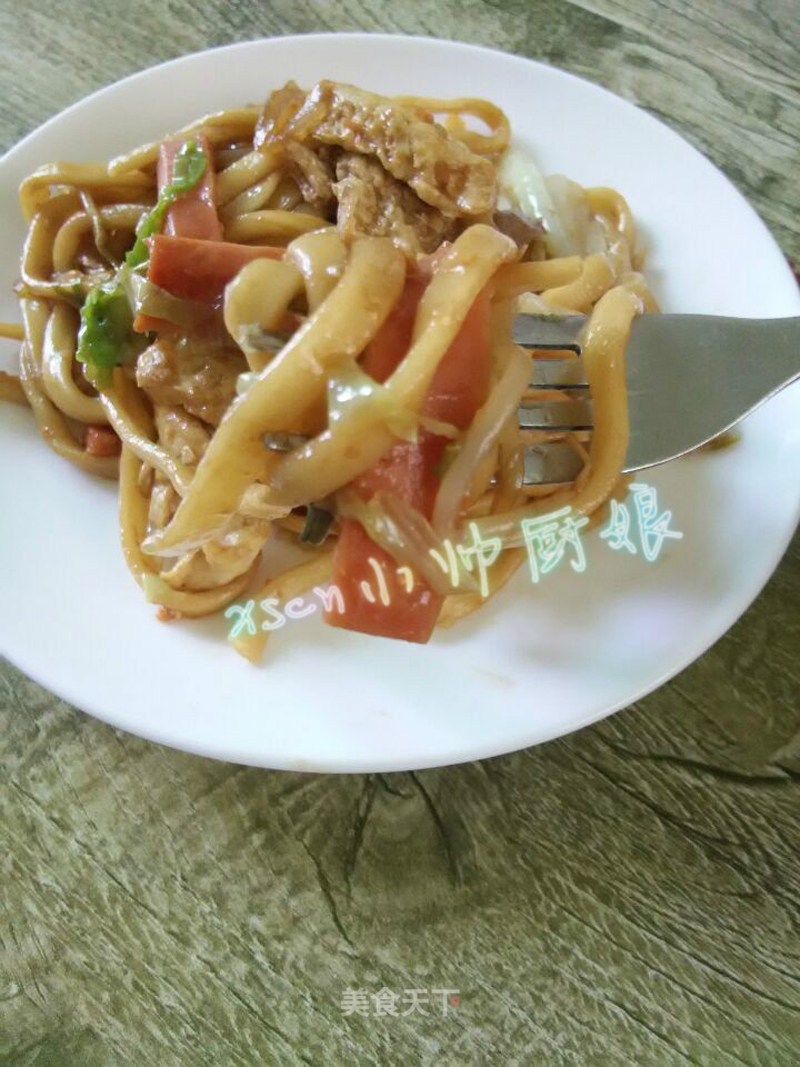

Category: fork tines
[523, 443, 585, 487]
[518, 397, 593, 432]
[514, 316, 593, 487]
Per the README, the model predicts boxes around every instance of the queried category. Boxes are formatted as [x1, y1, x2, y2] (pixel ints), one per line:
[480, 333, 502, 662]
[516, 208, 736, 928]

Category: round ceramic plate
[1, 35, 798, 772]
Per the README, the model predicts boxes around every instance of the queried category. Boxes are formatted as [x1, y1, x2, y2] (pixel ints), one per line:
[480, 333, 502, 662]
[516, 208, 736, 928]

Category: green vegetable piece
[124, 138, 208, 269]
[75, 280, 140, 388]
[75, 140, 207, 386]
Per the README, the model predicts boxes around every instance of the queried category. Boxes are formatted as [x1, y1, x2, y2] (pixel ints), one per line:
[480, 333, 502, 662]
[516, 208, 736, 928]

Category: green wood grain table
[2, 2, 799, 1064]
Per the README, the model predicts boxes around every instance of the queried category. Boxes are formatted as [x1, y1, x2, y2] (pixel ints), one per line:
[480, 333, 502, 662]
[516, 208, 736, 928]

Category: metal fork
[513, 314, 800, 487]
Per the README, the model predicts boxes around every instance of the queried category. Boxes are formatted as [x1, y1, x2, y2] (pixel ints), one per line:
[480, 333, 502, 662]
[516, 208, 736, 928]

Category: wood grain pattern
[1, 1, 799, 1063]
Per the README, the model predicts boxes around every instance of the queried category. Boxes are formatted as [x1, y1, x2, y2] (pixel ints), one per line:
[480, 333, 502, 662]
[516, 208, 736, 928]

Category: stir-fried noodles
[1, 80, 655, 660]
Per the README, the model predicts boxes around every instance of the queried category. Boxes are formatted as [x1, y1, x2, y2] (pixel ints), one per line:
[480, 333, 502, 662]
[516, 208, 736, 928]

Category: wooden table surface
[2, 2, 799, 1064]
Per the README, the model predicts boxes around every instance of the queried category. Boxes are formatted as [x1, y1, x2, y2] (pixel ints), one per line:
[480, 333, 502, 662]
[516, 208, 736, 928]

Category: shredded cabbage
[498, 147, 606, 258]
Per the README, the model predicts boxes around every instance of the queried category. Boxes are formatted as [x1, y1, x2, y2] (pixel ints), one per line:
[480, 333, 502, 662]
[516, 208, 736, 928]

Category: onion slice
[432, 344, 532, 535]
[123, 271, 219, 330]
[79, 190, 118, 266]
[328, 360, 459, 442]
[498, 148, 606, 258]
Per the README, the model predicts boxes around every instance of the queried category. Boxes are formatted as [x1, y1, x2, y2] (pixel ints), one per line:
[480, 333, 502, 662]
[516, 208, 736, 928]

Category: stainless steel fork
[513, 314, 800, 486]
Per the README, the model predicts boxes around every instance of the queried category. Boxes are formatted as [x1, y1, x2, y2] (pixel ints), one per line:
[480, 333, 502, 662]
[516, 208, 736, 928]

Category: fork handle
[638, 314, 799, 392]
[626, 314, 800, 469]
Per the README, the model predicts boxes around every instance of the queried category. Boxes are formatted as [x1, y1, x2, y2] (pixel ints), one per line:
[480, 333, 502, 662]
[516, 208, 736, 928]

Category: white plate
[1, 35, 798, 772]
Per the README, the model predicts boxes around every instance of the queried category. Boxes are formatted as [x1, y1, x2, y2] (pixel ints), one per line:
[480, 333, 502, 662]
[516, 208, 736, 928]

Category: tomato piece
[145, 235, 284, 305]
[330, 515, 445, 644]
[157, 136, 223, 242]
[362, 272, 492, 428]
[424, 286, 492, 429]
[360, 273, 428, 385]
[326, 275, 492, 643]
[84, 425, 121, 457]
[136, 136, 281, 330]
